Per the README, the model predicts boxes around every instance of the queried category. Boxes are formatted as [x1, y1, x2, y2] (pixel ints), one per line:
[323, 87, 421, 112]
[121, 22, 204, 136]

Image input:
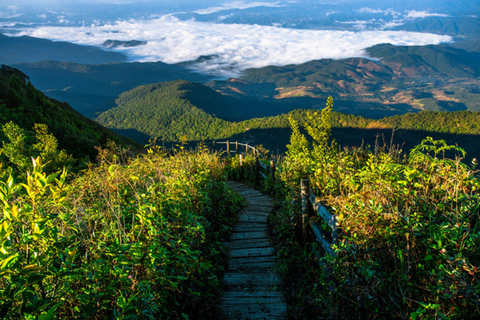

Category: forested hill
[0, 65, 137, 160]
[96, 80, 234, 142]
[95, 78, 480, 160]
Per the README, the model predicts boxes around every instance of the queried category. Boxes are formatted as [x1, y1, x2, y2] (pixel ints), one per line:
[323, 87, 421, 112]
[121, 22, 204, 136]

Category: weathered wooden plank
[241, 209, 272, 216]
[234, 224, 267, 232]
[310, 218, 335, 256]
[221, 292, 287, 319]
[229, 247, 275, 258]
[223, 273, 281, 289]
[233, 225, 268, 233]
[222, 291, 284, 299]
[226, 239, 272, 250]
[228, 256, 275, 270]
[309, 189, 337, 229]
[223, 182, 287, 319]
[230, 231, 269, 240]
[237, 215, 268, 223]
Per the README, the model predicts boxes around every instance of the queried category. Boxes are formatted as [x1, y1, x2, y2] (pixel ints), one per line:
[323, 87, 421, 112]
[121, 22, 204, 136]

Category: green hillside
[96, 80, 294, 143]
[95, 80, 480, 160]
[0, 65, 137, 162]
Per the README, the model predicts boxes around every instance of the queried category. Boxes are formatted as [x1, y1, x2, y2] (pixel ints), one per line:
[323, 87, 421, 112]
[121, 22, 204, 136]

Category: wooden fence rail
[207, 141, 264, 158]
[220, 142, 337, 255]
[302, 179, 338, 256]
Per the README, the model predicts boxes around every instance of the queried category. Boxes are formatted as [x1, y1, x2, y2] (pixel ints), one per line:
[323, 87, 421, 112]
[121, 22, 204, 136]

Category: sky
[0, 0, 458, 77]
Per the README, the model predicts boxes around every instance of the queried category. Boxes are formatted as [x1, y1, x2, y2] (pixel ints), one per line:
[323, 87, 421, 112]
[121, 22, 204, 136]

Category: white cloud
[0, 5, 22, 19]
[357, 7, 402, 18]
[16, 15, 452, 78]
[193, 1, 284, 15]
[405, 10, 450, 19]
[357, 8, 384, 14]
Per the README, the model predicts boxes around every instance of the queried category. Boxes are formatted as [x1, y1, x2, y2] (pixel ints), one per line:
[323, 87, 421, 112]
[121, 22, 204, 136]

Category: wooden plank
[309, 218, 335, 256]
[221, 294, 287, 319]
[237, 215, 268, 223]
[226, 239, 272, 250]
[233, 225, 267, 233]
[228, 261, 276, 272]
[245, 201, 274, 208]
[309, 189, 337, 229]
[230, 231, 269, 240]
[234, 224, 267, 230]
[222, 182, 287, 319]
[241, 209, 272, 215]
[223, 273, 281, 289]
[229, 247, 275, 258]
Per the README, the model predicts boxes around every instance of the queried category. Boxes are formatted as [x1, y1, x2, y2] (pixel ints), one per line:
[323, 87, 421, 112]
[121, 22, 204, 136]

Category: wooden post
[270, 160, 276, 183]
[213, 140, 216, 152]
[239, 154, 244, 179]
[227, 141, 230, 157]
[236, 141, 239, 155]
[270, 160, 276, 194]
[332, 215, 338, 245]
[301, 179, 310, 244]
[255, 156, 260, 186]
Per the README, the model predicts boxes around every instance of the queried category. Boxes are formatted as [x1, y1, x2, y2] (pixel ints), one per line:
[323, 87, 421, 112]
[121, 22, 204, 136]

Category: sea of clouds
[2, 1, 453, 78]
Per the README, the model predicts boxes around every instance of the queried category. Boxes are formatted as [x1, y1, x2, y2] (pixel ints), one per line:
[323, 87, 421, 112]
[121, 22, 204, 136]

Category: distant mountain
[206, 43, 480, 118]
[14, 60, 212, 118]
[393, 17, 480, 40]
[0, 33, 126, 65]
[0, 65, 137, 160]
[366, 43, 480, 78]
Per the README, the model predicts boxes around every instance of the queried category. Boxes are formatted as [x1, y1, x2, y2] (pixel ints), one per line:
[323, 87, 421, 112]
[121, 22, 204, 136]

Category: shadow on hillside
[111, 128, 151, 145]
[199, 127, 480, 162]
[114, 126, 480, 163]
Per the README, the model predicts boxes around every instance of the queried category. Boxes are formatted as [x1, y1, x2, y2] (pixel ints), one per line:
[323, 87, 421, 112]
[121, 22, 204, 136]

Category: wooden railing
[207, 141, 264, 158]
[301, 179, 338, 256]
[222, 143, 338, 255]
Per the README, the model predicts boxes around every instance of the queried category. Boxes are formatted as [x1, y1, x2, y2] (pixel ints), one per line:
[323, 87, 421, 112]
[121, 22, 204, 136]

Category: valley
[1, 1, 480, 318]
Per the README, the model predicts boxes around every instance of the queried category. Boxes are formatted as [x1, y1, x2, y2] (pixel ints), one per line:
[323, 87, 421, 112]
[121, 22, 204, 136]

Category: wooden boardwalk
[220, 181, 287, 319]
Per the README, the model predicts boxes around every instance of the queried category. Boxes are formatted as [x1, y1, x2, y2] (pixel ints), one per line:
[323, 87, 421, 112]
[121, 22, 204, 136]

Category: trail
[220, 181, 287, 319]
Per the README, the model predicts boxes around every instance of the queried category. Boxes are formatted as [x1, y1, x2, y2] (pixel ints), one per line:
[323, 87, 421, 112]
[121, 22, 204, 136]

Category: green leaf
[424, 255, 433, 261]
[38, 302, 61, 320]
[0, 253, 18, 270]
[20, 264, 42, 274]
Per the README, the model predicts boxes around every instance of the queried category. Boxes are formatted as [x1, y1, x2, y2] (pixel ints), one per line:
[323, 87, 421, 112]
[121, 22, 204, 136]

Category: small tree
[305, 96, 333, 156]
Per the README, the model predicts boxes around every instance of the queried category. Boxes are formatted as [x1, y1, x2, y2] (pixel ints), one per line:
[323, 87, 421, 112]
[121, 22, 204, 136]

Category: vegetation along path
[220, 181, 287, 319]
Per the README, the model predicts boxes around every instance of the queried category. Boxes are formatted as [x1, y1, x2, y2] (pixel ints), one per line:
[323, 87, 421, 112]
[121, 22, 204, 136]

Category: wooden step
[221, 182, 287, 319]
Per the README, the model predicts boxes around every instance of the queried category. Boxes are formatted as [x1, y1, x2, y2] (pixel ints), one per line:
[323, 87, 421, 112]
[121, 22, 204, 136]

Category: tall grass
[272, 100, 480, 319]
[0, 148, 242, 319]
